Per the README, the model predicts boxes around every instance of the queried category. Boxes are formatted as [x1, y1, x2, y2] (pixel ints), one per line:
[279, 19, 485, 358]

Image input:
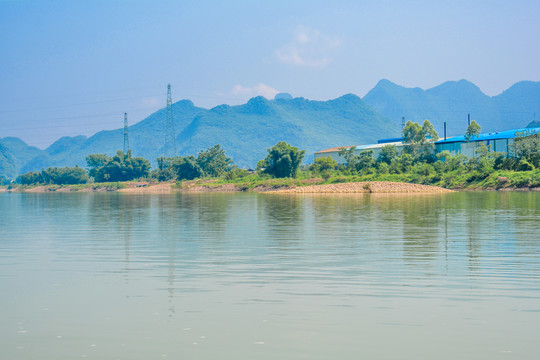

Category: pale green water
[1, 192, 539, 359]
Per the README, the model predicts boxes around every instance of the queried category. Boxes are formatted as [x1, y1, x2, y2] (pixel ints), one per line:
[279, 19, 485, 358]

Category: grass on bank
[196, 168, 540, 191]
[6, 169, 540, 192]
[179, 172, 322, 190]
[313, 169, 540, 190]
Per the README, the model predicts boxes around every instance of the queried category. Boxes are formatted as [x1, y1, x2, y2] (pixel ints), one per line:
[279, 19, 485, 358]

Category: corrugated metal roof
[436, 127, 540, 144]
[315, 145, 358, 154]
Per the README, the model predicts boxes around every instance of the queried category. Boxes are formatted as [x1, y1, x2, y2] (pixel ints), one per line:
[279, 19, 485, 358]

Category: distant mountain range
[363, 79, 540, 136]
[1, 79, 539, 179]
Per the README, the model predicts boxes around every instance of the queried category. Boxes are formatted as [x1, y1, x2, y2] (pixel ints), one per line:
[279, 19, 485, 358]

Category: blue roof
[436, 127, 540, 144]
[377, 137, 403, 144]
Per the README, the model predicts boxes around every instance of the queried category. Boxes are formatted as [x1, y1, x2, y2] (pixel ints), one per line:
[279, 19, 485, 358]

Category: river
[1, 192, 539, 359]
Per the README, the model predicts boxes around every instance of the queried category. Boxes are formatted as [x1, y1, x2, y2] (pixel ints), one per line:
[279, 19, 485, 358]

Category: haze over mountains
[1, 79, 539, 179]
[364, 79, 540, 135]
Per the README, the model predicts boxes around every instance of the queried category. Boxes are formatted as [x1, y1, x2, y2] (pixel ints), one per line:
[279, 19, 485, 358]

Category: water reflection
[1, 192, 540, 360]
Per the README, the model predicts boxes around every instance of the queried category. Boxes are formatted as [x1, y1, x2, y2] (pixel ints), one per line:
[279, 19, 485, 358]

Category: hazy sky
[1, 0, 539, 148]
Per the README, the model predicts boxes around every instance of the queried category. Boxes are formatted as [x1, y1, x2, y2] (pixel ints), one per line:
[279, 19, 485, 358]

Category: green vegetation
[306, 123, 540, 190]
[260, 141, 305, 178]
[154, 144, 233, 181]
[171, 156, 204, 180]
[512, 131, 540, 168]
[464, 120, 481, 142]
[195, 144, 233, 177]
[86, 150, 150, 182]
[402, 119, 439, 162]
[377, 144, 399, 164]
[309, 157, 338, 178]
[17, 166, 89, 185]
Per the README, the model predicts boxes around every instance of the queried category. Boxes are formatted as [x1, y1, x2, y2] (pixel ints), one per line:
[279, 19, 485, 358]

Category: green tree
[262, 141, 305, 178]
[436, 151, 468, 172]
[309, 156, 337, 175]
[18, 171, 42, 185]
[87, 151, 150, 182]
[389, 153, 414, 174]
[377, 144, 399, 164]
[512, 132, 540, 168]
[464, 120, 481, 142]
[196, 144, 233, 177]
[54, 166, 88, 184]
[357, 150, 375, 172]
[86, 154, 108, 179]
[338, 147, 359, 172]
[469, 144, 496, 177]
[172, 155, 205, 180]
[402, 120, 438, 162]
[155, 156, 176, 181]
[17, 167, 88, 185]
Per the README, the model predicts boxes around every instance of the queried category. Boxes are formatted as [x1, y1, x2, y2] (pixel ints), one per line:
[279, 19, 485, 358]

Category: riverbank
[273, 181, 452, 193]
[3, 177, 540, 194]
[0, 181, 452, 194]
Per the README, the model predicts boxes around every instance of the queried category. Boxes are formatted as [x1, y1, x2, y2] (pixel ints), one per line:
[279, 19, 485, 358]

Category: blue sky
[1, 0, 539, 148]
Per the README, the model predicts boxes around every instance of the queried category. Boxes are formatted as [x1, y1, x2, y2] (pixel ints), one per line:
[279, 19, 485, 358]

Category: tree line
[16, 141, 305, 185]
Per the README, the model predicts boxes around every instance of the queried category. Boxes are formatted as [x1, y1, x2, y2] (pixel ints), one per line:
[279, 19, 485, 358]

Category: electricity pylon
[164, 84, 176, 157]
[123, 112, 130, 153]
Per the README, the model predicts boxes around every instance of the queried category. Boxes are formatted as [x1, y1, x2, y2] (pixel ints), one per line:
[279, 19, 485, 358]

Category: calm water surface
[1, 192, 539, 359]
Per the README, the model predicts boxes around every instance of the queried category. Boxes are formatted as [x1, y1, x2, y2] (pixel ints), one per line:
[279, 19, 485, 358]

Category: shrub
[516, 159, 535, 172]
[309, 157, 338, 175]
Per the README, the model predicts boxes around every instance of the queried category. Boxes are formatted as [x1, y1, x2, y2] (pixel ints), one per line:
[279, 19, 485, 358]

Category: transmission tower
[164, 84, 176, 157]
[123, 112, 130, 153]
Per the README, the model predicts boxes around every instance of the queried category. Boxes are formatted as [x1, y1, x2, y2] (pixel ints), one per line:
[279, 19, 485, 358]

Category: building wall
[315, 143, 405, 164]
[314, 151, 347, 163]
[436, 138, 514, 157]
[316, 132, 523, 164]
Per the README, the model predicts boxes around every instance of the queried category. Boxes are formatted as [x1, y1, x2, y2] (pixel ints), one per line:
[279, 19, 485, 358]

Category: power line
[0, 93, 167, 114]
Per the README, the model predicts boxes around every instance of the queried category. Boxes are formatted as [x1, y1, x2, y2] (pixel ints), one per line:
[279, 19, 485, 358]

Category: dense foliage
[154, 144, 233, 181]
[512, 132, 540, 168]
[402, 120, 439, 162]
[309, 156, 338, 176]
[196, 144, 233, 177]
[261, 141, 305, 178]
[17, 166, 89, 185]
[86, 151, 150, 182]
[171, 155, 205, 180]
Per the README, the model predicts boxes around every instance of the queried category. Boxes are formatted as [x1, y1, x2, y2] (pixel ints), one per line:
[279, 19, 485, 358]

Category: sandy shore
[118, 182, 176, 193]
[1, 181, 452, 194]
[271, 181, 452, 193]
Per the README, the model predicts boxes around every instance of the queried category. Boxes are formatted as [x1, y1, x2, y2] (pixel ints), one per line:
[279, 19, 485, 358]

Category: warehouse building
[314, 127, 540, 163]
[435, 127, 540, 158]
